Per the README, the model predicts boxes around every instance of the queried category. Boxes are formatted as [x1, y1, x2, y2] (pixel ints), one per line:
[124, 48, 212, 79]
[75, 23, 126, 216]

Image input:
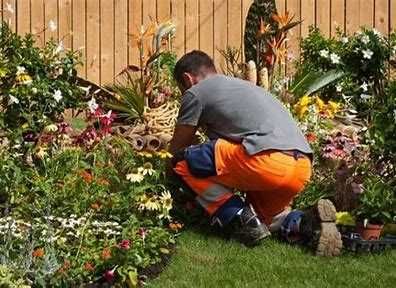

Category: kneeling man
[169, 51, 342, 256]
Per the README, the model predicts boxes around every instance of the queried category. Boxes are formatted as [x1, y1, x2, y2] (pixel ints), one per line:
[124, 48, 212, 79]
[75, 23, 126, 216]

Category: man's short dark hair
[173, 50, 216, 88]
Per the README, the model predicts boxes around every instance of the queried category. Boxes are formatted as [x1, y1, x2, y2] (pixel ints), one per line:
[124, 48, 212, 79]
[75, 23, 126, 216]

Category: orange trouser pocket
[174, 139, 312, 224]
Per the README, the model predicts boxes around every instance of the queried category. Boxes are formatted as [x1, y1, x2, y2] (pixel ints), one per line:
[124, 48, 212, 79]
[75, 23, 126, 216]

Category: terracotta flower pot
[355, 222, 384, 240]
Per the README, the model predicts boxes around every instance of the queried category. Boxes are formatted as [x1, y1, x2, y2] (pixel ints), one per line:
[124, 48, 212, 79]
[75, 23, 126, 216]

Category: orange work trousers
[174, 139, 312, 225]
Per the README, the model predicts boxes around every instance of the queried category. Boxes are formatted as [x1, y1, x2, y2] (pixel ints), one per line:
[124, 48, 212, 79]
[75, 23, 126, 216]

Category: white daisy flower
[8, 95, 19, 105]
[32, 87, 38, 94]
[336, 85, 343, 92]
[319, 49, 329, 58]
[362, 49, 374, 59]
[87, 97, 98, 113]
[126, 170, 144, 183]
[141, 162, 155, 176]
[16, 66, 26, 75]
[360, 94, 372, 101]
[360, 82, 369, 92]
[341, 37, 349, 44]
[53, 90, 63, 102]
[330, 53, 341, 64]
[361, 35, 370, 45]
[48, 20, 57, 32]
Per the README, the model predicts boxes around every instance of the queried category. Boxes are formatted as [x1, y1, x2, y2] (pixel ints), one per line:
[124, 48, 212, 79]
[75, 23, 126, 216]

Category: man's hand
[166, 125, 197, 178]
[169, 125, 197, 155]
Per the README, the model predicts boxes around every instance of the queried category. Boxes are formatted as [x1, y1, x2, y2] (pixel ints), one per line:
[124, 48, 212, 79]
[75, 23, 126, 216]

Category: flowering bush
[0, 22, 84, 138]
[298, 27, 396, 113]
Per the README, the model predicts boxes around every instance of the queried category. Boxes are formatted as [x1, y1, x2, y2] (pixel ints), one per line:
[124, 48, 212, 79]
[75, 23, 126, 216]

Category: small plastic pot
[355, 222, 384, 241]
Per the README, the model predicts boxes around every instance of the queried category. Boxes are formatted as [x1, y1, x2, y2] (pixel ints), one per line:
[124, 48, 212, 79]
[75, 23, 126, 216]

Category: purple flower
[103, 268, 116, 282]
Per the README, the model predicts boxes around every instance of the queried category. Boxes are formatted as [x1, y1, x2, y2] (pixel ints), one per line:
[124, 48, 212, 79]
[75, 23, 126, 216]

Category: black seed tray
[342, 232, 396, 253]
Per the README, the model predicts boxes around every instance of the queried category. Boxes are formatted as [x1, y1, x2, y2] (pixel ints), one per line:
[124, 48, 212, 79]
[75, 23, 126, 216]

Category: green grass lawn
[148, 229, 396, 288]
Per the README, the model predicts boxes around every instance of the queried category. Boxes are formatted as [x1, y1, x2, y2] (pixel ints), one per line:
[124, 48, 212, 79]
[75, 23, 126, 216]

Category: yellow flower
[35, 146, 48, 159]
[44, 124, 58, 133]
[137, 151, 153, 158]
[294, 95, 311, 119]
[156, 150, 173, 159]
[15, 66, 33, 85]
[126, 168, 144, 183]
[328, 100, 341, 114]
[315, 97, 326, 112]
[336, 212, 355, 226]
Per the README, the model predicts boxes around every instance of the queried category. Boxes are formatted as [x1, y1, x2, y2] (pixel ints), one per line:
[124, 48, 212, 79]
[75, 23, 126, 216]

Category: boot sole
[314, 200, 342, 256]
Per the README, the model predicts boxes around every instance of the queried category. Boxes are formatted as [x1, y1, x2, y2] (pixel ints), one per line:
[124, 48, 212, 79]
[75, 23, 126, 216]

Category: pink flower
[57, 122, 71, 134]
[103, 268, 116, 282]
[118, 239, 131, 250]
[138, 228, 147, 240]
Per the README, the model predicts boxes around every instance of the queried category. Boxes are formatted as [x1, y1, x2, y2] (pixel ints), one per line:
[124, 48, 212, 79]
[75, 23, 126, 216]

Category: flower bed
[0, 22, 180, 286]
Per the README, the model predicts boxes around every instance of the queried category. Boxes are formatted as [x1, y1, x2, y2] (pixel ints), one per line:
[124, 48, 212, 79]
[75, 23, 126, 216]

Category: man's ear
[182, 72, 195, 89]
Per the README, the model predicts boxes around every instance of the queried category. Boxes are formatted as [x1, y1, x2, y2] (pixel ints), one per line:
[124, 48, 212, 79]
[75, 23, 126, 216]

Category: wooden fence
[1, 0, 396, 85]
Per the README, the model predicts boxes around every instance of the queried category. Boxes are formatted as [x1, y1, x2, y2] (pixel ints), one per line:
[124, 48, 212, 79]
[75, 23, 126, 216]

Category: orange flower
[84, 262, 95, 272]
[58, 260, 71, 274]
[306, 132, 317, 143]
[97, 178, 110, 186]
[32, 248, 45, 258]
[79, 170, 93, 183]
[101, 247, 112, 260]
[169, 222, 184, 232]
[272, 11, 295, 29]
[91, 202, 101, 210]
[257, 18, 271, 38]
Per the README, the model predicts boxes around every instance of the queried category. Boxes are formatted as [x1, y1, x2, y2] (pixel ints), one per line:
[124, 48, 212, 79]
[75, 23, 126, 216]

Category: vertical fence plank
[331, 0, 345, 36]
[286, 0, 301, 73]
[114, 0, 128, 75]
[31, 0, 45, 46]
[227, 0, 242, 50]
[17, 0, 31, 35]
[185, 0, 199, 53]
[391, 0, 396, 32]
[199, 0, 214, 57]
[59, 0, 72, 49]
[129, 0, 142, 66]
[374, 0, 389, 34]
[157, 0, 171, 22]
[171, 0, 185, 57]
[73, 0, 86, 77]
[100, 0, 114, 85]
[276, 0, 285, 14]
[346, 0, 360, 34]
[359, 0, 374, 29]
[45, 0, 59, 41]
[214, 0, 228, 66]
[301, 0, 315, 37]
[3, 0, 16, 31]
[86, 0, 100, 84]
[316, 0, 331, 37]
[143, 0, 156, 25]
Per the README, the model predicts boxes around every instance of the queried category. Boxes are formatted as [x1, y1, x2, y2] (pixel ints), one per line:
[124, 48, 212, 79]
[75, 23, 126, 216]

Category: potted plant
[353, 176, 395, 240]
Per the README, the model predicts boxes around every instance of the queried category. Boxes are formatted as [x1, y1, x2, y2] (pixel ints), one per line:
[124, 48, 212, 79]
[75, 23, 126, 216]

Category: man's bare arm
[169, 124, 198, 155]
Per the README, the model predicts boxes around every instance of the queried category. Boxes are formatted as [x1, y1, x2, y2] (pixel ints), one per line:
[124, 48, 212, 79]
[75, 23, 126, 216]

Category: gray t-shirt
[177, 74, 312, 156]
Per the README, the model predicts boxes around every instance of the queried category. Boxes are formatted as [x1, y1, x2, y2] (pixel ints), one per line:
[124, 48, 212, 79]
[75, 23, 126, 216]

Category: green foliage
[0, 22, 84, 134]
[354, 175, 395, 224]
[290, 70, 345, 98]
[370, 81, 396, 155]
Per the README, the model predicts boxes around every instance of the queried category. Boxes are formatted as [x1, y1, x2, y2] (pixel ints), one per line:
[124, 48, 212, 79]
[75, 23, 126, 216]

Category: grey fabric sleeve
[176, 91, 203, 126]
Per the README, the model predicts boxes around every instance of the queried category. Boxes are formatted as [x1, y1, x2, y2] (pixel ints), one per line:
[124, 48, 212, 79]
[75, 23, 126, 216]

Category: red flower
[305, 132, 317, 143]
[118, 239, 131, 250]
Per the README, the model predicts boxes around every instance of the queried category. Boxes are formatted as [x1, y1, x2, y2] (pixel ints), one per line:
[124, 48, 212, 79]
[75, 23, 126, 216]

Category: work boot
[299, 199, 343, 256]
[228, 204, 271, 246]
